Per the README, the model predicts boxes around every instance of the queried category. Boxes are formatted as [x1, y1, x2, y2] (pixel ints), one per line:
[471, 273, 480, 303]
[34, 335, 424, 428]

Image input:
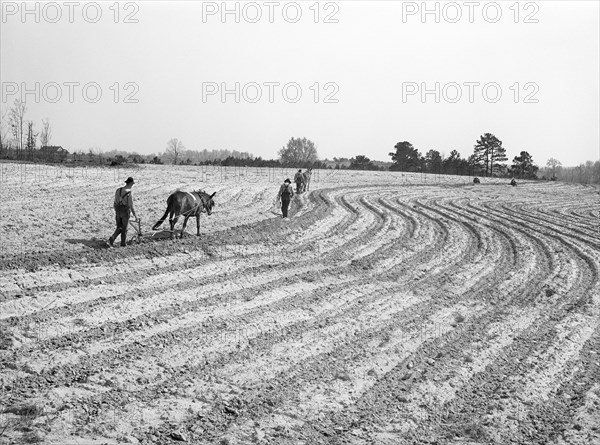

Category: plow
[127, 217, 199, 244]
[127, 218, 169, 244]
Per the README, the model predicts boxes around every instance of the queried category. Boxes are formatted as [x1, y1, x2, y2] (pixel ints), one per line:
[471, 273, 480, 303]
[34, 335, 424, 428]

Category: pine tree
[511, 151, 538, 179]
[491, 142, 508, 176]
[389, 141, 421, 172]
[473, 133, 506, 176]
[424, 150, 443, 173]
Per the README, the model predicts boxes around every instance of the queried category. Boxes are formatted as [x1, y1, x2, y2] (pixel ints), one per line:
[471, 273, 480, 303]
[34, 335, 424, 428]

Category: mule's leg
[196, 214, 201, 236]
[169, 212, 179, 240]
[180, 216, 190, 238]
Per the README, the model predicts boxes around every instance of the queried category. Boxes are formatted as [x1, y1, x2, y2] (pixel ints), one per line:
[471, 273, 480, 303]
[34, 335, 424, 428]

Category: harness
[186, 191, 198, 204]
[182, 191, 207, 216]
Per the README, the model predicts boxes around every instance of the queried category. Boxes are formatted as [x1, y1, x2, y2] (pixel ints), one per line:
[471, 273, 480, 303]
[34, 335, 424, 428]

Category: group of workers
[108, 170, 521, 247]
[276, 169, 309, 219]
[108, 170, 309, 247]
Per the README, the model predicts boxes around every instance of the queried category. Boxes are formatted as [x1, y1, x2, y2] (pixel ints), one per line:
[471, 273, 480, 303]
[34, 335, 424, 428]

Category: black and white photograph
[1, 1, 599, 444]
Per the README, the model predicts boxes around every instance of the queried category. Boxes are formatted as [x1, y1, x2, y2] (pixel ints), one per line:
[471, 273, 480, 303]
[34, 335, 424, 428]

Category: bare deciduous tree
[8, 99, 26, 158]
[0, 108, 10, 157]
[39, 118, 52, 147]
[546, 158, 562, 179]
[166, 138, 185, 165]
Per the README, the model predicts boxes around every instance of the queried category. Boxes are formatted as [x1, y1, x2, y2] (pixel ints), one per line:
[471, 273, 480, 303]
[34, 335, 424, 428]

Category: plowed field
[1, 163, 599, 445]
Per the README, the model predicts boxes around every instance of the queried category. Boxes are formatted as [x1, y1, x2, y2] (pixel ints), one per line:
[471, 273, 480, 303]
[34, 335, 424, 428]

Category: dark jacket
[278, 183, 294, 199]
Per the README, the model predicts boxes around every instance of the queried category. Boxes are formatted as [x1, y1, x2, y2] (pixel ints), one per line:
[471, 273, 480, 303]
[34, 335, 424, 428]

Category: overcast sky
[1, 1, 598, 166]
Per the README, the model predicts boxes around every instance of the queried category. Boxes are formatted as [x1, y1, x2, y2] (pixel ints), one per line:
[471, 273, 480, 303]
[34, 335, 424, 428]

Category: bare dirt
[1, 163, 599, 445]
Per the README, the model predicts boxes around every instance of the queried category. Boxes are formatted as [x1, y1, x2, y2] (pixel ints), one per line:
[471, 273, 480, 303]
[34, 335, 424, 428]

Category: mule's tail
[152, 197, 172, 230]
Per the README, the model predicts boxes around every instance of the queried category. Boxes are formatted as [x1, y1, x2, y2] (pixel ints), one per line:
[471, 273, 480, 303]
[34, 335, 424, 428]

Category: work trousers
[281, 198, 290, 218]
[110, 205, 130, 246]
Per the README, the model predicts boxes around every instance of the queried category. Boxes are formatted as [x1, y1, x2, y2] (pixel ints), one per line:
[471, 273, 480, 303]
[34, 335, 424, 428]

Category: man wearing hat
[277, 178, 294, 218]
[108, 177, 138, 247]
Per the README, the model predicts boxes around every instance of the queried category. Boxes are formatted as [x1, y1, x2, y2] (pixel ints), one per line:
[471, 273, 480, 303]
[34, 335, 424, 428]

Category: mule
[152, 190, 216, 239]
[301, 168, 312, 192]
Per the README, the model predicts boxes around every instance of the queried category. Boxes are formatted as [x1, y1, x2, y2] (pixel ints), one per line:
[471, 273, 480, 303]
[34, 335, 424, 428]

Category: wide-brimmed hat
[284, 178, 291, 184]
[125, 177, 135, 184]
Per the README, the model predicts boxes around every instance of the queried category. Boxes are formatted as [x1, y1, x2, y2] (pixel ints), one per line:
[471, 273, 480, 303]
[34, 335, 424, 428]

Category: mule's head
[202, 191, 216, 215]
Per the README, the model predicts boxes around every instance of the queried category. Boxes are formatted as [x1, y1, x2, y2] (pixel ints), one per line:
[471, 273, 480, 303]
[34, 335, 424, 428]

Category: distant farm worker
[294, 169, 303, 193]
[510, 178, 517, 187]
[278, 178, 294, 218]
[108, 177, 138, 247]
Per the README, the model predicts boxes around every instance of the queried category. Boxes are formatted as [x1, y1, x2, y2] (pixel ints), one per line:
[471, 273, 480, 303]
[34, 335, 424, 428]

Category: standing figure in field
[294, 169, 303, 193]
[108, 177, 138, 247]
[278, 178, 294, 218]
[302, 168, 312, 192]
[152, 190, 216, 239]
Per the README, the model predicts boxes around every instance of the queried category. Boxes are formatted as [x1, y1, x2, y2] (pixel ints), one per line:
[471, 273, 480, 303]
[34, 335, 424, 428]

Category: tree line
[538, 159, 600, 184]
[390, 134, 515, 177]
[387, 133, 599, 183]
[1, 99, 597, 183]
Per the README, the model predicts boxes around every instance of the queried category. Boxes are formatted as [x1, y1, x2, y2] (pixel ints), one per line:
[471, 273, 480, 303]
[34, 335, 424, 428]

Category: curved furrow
[3, 174, 599, 445]
[400, 200, 599, 443]
[377, 197, 418, 238]
[3, 187, 390, 364]
[3, 263, 431, 437]
[470, 200, 599, 296]
[215, 194, 525, 442]
[492, 246, 599, 443]
[277, 189, 362, 258]
[245, 190, 556, 440]
[361, 236, 573, 444]
[0, 186, 332, 300]
[536, 203, 599, 233]
[324, 256, 560, 439]
[316, 190, 382, 263]
[220, 300, 487, 444]
[548, 341, 600, 444]
[1, 185, 474, 440]
[495, 202, 600, 247]
[300, 192, 552, 438]
[0, 188, 400, 393]
[2, 194, 438, 400]
[444, 197, 556, 276]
